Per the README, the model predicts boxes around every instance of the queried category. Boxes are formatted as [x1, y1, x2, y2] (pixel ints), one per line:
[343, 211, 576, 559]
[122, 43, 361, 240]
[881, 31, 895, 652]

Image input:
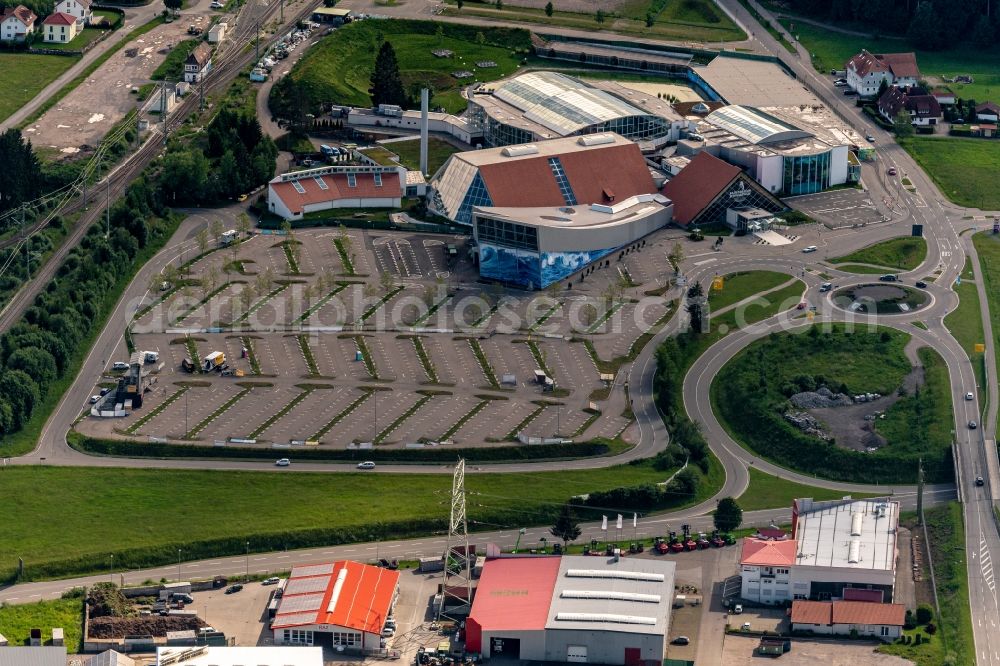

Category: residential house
[878, 86, 942, 127]
[931, 88, 955, 106]
[183, 42, 212, 83]
[790, 600, 905, 641]
[42, 12, 78, 43]
[54, 0, 92, 26]
[975, 102, 1000, 123]
[1, 4, 36, 41]
[845, 49, 920, 97]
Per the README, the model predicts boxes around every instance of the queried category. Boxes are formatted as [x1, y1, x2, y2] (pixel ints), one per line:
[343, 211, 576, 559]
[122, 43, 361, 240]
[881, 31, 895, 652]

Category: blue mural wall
[480, 243, 620, 289]
[539, 246, 617, 287]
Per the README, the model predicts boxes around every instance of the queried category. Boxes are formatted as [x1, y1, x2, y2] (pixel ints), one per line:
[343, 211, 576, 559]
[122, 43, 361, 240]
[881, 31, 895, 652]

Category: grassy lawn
[973, 232, 1000, 430]
[831, 237, 927, 271]
[0, 53, 78, 123]
[737, 467, 881, 512]
[779, 20, 1000, 102]
[832, 263, 896, 274]
[284, 20, 526, 114]
[40, 26, 109, 51]
[0, 597, 83, 651]
[876, 347, 954, 457]
[897, 136, 1000, 210]
[386, 137, 459, 175]
[151, 39, 202, 81]
[707, 270, 789, 311]
[0, 462, 698, 580]
[443, 0, 744, 42]
[945, 272, 987, 393]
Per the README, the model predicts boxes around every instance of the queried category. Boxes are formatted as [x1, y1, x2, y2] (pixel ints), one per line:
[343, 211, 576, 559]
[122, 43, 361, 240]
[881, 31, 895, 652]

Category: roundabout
[831, 282, 932, 314]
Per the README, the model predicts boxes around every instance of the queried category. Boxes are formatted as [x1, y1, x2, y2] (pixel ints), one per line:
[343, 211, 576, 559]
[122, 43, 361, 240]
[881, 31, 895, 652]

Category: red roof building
[877, 86, 942, 127]
[1, 4, 36, 40]
[845, 50, 920, 97]
[791, 600, 905, 640]
[271, 560, 400, 649]
[740, 538, 797, 567]
[268, 166, 403, 220]
[42, 12, 76, 25]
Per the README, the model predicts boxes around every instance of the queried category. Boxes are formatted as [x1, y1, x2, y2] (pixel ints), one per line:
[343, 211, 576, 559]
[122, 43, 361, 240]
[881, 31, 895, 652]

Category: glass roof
[493, 72, 653, 136]
[705, 105, 813, 144]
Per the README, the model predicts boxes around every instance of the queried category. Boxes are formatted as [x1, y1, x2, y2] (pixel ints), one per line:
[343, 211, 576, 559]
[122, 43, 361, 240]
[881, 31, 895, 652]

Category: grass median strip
[174, 281, 239, 325]
[294, 282, 349, 323]
[587, 300, 626, 333]
[439, 399, 488, 441]
[340, 334, 378, 379]
[184, 336, 201, 372]
[407, 336, 438, 383]
[185, 387, 252, 439]
[231, 284, 288, 326]
[375, 394, 433, 444]
[504, 401, 548, 441]
[125, 386, 189, 434]
[358, 285, 404, 324]
[471, 303, 499, 328]
[469, 338, 500, 389]
[297, 334, 320, 375]
[311, 390, 373, 441]
[240, 336, 261, 375]
[972, 233, 1000, 429]
[525, 340, 552, 377]
[249, 386, 317, 439]
[528, 303, 561, 333]
[281, 241, 301, 275]
[334, 237, 355, 275]
[413, 294, 451, 327]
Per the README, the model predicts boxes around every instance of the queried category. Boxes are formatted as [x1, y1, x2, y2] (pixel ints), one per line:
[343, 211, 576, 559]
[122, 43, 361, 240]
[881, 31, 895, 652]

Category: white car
[275, 458, 291, 467]
[734, 604, 743, 614]
[112, 361, 130, 370]
[966, 392, 975, 401]
[357, 461, 376, 470]
[381, 627, 395, 637]
[802, 245, 818, 253]
[89, 395, 101, 404]
[262, 577, 281, 585]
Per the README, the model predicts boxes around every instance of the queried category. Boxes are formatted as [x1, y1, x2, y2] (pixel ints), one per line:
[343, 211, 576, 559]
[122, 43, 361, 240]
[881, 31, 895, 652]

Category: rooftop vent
[850, 512, 863, 537]
[577, 134, 616, 146]
[561, 590, 661, 603]
[565, 569, 664, 582]
[555, 613, 657, 626]
[848, 539, 861, 564]
[501, 144, 539, 157]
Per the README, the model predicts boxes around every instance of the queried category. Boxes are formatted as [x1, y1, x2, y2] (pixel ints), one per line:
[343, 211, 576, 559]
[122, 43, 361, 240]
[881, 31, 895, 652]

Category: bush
[925, 622, 937, 634]
[916, 603, 934, 624]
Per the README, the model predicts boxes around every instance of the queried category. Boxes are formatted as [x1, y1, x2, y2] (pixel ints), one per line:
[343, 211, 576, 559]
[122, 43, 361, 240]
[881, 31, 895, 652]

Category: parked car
[159, 280, 171, 291]
[275, 458, 291, 467]
[970, 421, 978, 429]
[915, 281, 927, 288]
[734, 604, 744, 614]
[262, 577, 280, 585]
[866, 134, 875, 142]
[834, 79, 848, 86]
[381, 627, 395, 638]
[819, 282, 832, 292]
[879, 274, 899, 282]
[210, 0, 224, 7]
[89, 395, 100, 404]
[967, 392, 975, 400]
[977, 476, 985, 486]
[112, 361, 129, 370]
[802, 245, 817, 253]
[357, 461, 376, 470]
[887, 167, 897, 176]
[843, 89, 858, 96]
[796, 301, 807, 310]
[226, 584, 243, 594]
[670, 636, 690, 646]
[100, 387, 111, 396]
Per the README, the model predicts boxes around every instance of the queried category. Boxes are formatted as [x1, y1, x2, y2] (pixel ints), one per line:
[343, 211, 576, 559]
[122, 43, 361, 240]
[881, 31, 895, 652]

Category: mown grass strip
[297, 334, 319, 375]
[471, 302, 499, 328]
[411, 336, 438, 383]
[231, 284, 288, 325]
[525, 340, 552, 377]
[505, 402, 546, 441]
[439, 399, 487, 440]
[311, 390, 372, 441]
[375, 394, 432, 444]
[358, 285, 404, 324]
[571, 409, 602, 438]
[587, 300, 626, 333]
[469, 339, 499, 389]
[334, 237, 355, 275]
[249, 387, 314, 439]
[528, 303, 560, 333]
[126, 386, 188, 434]
[294, 282, 348, 323]
[282, 241, 300, 274]
[340, 334, 378, 378]
[240, 336, 261, 375]
[413, 294, 451, 327]
[174, 281, 238, 325]
[184, 337, 201, 372]
[185, 387, 252, 439]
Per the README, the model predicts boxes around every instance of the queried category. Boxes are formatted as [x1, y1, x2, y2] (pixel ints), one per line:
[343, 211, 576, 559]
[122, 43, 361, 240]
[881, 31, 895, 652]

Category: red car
[796, 301, 807, 310]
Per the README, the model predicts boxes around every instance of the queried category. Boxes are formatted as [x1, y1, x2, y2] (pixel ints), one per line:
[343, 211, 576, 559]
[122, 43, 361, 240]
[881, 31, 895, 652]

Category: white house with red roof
[740, 497, 900, 606]
[1, 4, 36, 41]
[54, 0, 92, 26]
[267, 165, 403, 221]
[790, 599, 905, 640]
[270, 560, 400, 649]
[845, 50, 920, 97]
[42, 12, 78, 43]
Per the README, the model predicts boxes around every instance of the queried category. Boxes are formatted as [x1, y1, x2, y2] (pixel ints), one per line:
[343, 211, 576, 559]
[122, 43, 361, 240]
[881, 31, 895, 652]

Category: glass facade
[456, 172, 494, 225]
[782, 152, 832, 196]
[476, 217, 539, 251]
[692, 176, 785, 228]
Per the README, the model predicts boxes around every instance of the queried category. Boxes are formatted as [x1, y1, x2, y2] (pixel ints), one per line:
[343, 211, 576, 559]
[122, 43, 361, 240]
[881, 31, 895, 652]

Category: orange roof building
[271, 560, 400, 649]
[791, 599, 905, 640]
[267, 165, 403, 221]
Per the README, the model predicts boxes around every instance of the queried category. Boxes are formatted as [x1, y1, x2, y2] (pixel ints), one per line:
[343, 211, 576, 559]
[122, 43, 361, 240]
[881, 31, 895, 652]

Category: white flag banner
[633, 513, 637, 528]
[616, 514, 623, 530]
[602, 515, 608, 531]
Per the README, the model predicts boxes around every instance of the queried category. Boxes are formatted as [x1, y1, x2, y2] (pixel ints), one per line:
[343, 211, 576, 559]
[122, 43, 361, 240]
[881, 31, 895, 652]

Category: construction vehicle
[187, 24, 201, 34]
[653, 537, 669, 554]
[696, 533, 711, 549]
[682, 525, 698, 551]
[667, 531, 684, 553]
[711, 531, 726, 548]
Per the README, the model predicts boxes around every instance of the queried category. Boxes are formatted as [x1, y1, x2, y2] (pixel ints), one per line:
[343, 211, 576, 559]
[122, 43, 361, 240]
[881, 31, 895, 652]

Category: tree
[550, 503, 582, 547]
[972, 13, 996, 49]
[906, 2, 941, 50]
[456, 0, 463, 8]
[369, 41, 409, 108]
[545, 0, 553, 15]
[237, 212, 251, 237]
[495, 0, 503, 9]
[163, 0, 182, 12]
[196, 228, 209, 256]
[915, 603, 934, 625]
[893, 110, 915, 137]
[595, 8, 605, 23]
[714, 497, 743, 532]
[667, 242, 684, 274]
[210, 219, 223, 242]
[645, 11, 654, 26]
[0, 129, 43, 215]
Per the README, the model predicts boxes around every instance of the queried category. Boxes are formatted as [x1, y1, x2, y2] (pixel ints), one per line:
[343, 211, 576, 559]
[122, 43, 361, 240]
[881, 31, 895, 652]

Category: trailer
[203, 351, 225, 371]
[756, 637, 791, 657]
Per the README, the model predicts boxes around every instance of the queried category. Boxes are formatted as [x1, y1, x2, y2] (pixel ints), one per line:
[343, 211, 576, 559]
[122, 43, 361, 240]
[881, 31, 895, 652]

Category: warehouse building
[466, 555, 676, 665]
[790, 599, 905, 640]
[739, 498, 899, 605]
[267, 165, 403, 220]
[271, 561, 399, 649]
[429, 133, 658, 225]
[467, 71, 687, 148]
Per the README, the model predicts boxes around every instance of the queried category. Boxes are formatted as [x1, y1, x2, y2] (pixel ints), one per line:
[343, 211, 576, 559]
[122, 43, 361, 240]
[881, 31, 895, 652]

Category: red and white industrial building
[790, 596, 906, 640]
[740, 497, 900, 606]
[466, 555, 677, 665]
[266, 165, 404, 221]
[270, 560, 400, 650]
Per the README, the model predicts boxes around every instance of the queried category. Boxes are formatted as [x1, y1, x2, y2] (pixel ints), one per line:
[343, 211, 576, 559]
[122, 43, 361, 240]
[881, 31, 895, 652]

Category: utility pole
[105, 176, 110, 238]
[199, 80, 205, 111]
[916, 457, 924, 524]
[21, 206, 28, 278]
[161, 81, 168, 145]
[280, 0, 283, 23]
[255, 22, 260, 61]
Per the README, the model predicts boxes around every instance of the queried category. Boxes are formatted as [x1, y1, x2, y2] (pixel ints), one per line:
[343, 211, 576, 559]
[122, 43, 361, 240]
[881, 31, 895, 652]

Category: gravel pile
[784, 410, 833, 441]
[790, 386, 853, 409]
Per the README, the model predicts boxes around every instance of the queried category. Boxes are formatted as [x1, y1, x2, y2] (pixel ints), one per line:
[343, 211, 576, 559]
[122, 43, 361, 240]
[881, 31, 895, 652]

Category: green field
[443, 0, 744, 43]
[707, 270, 790, 311]
[944, 267, 987, 393]
[832, 263, 898, 274]
[712, 326, 955, 484]
[284, 20, 526, 114]
[831, 237, 928, 271]
[779, 20, 1000, 102]
[897, 137, 1000, 210]
[973, 233, 1000, 430]
[737, 467, 881, 512]
[386, 137, 459, 175]
[151, 39, 201, 81]
[0, 53, 78, 123]
[0, 597, 83, 650]
[0, 462, 704, 580]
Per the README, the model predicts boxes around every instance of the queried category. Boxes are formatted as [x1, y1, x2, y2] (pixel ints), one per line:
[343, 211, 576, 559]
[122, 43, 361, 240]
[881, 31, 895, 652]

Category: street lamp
[513, 527, 526, 553]
[177, 548, 182, 582]
[245, 541, 250, 582]
[110, 554, 114, 585]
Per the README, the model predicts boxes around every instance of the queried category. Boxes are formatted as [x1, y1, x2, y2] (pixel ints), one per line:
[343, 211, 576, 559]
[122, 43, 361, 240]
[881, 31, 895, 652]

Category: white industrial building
[740, 498, 900, 605]
[156, 646, 323, 665]
[270, 560, 400, 650]
[466, 555, 677, 665]
[348, 108, 478, 145]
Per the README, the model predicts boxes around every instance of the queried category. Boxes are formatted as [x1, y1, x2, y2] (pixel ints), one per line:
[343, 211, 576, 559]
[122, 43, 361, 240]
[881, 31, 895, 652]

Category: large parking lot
[786, 188, 880, 229]
[79, 224, 689, 450]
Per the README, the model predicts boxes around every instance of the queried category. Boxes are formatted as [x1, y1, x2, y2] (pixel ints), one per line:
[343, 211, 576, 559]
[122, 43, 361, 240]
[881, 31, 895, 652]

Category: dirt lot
[721, 634, 911, 665]
[24, 0, 223, 156]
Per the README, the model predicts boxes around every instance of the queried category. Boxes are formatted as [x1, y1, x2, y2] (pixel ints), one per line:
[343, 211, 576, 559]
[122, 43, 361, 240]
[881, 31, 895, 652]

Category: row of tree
[788, 0, 998, 50]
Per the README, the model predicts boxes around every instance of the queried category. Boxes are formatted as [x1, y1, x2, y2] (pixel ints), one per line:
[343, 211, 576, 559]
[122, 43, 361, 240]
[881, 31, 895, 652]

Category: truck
[218, 229, 238, 246]
[203, 351, 225, 371]
[159, 582, 192, 600]
[181, 358, 196, 373]
[756, 637, 791, 657]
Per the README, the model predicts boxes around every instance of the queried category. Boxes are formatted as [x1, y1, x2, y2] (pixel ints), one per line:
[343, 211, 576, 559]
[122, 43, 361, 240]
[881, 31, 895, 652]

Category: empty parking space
[207, 385, 300, 441]
[426, 338, 480, 387]
[787, 188, 879, 228]
[451, 397, 525, 444]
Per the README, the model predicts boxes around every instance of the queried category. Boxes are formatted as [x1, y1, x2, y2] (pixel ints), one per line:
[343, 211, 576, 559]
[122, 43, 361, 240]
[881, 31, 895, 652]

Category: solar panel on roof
[277, 592, 325, 613]
[292, 563, 335, 578]
[284, 575, 331, 596]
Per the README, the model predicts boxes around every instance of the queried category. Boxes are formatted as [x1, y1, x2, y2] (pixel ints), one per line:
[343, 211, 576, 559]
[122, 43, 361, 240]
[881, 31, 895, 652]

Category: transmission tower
[438, 459, 472, 622]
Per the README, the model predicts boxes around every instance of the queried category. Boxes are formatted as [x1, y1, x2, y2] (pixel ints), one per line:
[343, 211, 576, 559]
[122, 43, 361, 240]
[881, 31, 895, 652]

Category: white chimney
[420, 88, 429, 175]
